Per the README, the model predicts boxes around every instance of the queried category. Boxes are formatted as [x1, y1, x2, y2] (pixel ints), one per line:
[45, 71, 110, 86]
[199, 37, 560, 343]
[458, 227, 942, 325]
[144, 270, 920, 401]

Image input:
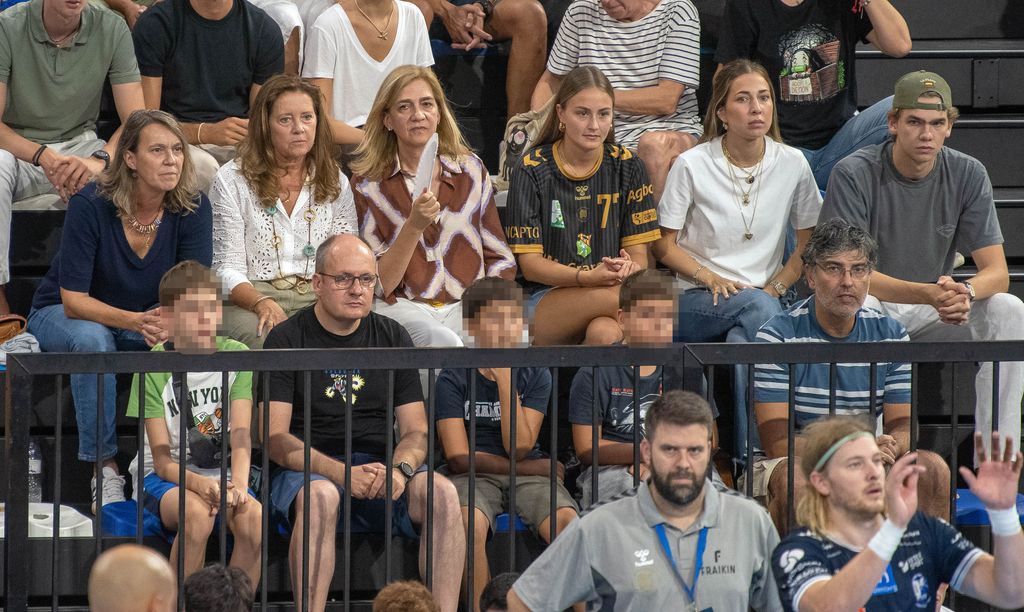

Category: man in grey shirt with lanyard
[508, 390, 782, 611]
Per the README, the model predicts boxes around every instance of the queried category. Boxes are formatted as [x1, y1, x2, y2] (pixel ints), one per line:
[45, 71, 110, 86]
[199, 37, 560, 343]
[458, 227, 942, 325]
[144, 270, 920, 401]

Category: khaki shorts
[449, 473, 577, 534]
[737, 456, 787, 501]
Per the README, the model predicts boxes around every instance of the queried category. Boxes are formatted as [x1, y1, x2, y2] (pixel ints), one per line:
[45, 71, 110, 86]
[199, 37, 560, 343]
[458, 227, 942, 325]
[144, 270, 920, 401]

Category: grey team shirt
[512, 481, 783, 611]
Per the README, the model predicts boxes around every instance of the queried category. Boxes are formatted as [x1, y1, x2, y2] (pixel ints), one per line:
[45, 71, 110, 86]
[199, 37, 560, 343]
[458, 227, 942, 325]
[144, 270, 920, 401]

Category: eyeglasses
[317, 272, 378, 290]
[815, 262, 872, 280]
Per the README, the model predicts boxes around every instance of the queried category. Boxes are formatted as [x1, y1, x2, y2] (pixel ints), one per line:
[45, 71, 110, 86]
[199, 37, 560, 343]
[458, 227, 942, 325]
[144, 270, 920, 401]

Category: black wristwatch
[91, 150, 111, 171]
[962, 280, 976, 302]
[394, 461, 415, 482]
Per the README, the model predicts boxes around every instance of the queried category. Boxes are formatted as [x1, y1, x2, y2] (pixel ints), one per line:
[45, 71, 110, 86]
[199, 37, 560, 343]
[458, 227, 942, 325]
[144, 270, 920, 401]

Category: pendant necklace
[353, 0, 396, 40]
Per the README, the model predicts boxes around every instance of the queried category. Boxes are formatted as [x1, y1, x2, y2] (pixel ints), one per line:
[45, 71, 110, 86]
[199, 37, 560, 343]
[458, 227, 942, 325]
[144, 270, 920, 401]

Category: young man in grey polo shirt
[0, 0, 144, 313]
[820, 70, 1024, 457]
[509, 390, 781, 612]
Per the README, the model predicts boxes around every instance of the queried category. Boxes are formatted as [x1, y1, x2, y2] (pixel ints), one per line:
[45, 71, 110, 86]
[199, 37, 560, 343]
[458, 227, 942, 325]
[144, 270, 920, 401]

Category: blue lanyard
[654, 523, 708, 606]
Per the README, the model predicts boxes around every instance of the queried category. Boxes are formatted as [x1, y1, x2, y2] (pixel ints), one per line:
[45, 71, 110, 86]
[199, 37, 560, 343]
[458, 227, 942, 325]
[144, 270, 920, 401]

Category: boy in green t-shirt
[126, 260, 260, 587]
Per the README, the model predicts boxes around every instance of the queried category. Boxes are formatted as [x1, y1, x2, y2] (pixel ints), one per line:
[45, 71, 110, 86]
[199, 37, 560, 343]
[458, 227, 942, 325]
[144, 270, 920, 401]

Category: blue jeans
[27, 304, 148, 462]
[800, 95, 894, 190]
[675, 288, 783, 460]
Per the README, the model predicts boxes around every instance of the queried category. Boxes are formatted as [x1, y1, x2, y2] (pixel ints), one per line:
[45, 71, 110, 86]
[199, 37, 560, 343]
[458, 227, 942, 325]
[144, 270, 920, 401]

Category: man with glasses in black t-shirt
[264, 233, 465, 612]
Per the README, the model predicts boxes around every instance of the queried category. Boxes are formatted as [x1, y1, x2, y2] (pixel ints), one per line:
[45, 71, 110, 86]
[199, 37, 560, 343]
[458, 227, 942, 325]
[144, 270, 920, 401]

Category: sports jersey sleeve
[819, 161, 871, 231]
[504, 156, 545, 255]
[519, 367, 552, 414]
[658, 153, 695, 230]
[753, 319, 791, 404]
[546, 2, 582, 75]
[511, 517, 598, 610]
[618, 152, 660, 248]
[925, 515, 984, 591]
[659, 0, 701, 88]
[772, 534, 835, 612]
[568, 366, 597, 426]
[714, 0, 756, 65]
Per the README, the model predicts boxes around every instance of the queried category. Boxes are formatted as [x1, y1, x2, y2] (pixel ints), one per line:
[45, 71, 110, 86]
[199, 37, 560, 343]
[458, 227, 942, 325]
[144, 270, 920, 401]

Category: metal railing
[2, 340, 1022, 611]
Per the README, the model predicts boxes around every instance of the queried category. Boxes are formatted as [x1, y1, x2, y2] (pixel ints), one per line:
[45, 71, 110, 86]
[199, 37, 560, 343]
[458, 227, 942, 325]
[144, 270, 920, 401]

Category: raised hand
[884, 451, 926, 528]
[960, 432, 1023, 510]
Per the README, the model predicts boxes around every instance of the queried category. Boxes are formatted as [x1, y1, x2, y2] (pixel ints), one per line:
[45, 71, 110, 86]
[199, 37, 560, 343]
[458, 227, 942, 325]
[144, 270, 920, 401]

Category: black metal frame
[3, 340, 1022, 611]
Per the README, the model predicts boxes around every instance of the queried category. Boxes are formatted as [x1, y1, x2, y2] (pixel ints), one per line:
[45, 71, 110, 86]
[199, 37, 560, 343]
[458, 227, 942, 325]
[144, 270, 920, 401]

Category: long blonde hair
[98, 110, 199, 217]
[236, 74, 341, 207]
[699, 59, 783, 145]
[796, 417, 875, 535]
[534, 66, 616, 147]
[350, 65, 472, 181]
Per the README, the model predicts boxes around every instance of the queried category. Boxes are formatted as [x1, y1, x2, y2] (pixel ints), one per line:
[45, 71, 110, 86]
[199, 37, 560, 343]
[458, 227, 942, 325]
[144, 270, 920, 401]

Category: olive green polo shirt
[0, 0, 139, 144]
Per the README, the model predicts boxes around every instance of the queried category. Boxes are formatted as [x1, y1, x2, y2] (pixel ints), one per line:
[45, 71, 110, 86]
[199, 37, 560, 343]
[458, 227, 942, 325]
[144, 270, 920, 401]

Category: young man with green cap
[820, 70, 1024, 457]
[773, 416, 1024, 612]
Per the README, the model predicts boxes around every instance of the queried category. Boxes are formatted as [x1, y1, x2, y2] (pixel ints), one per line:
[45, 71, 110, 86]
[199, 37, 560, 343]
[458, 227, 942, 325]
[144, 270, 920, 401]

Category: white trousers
[866, 293, 1024, 454]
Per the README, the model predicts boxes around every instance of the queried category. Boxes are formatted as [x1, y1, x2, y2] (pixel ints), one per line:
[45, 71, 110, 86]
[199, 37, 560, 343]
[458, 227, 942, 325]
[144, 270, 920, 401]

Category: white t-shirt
[302, 1, 433, 126]
[659, 136, 821, 289]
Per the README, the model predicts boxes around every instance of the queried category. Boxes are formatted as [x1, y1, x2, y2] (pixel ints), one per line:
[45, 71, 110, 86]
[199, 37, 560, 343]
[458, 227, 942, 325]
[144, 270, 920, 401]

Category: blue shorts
[143, 472, 257, 533]
[525, 286, 553, 321]
[268, 452, 426, 539]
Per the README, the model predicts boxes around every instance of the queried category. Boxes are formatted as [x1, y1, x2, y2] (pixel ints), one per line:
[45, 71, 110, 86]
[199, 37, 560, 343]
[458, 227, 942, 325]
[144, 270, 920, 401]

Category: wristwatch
[962, 281, 976, 302]
[90, 150, 111, 171]
[394, 461, 415, 482]
[768, 280, 787, 295]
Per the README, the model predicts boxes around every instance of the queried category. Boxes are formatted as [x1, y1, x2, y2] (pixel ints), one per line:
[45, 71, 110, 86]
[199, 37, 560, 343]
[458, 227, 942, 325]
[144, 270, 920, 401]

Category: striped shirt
[546, 0, 702, 147]
[753, 296, 911, 431]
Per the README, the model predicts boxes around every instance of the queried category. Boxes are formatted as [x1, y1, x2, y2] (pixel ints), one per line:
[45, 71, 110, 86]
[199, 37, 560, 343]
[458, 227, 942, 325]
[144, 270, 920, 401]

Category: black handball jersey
[504, 142, 660, 294]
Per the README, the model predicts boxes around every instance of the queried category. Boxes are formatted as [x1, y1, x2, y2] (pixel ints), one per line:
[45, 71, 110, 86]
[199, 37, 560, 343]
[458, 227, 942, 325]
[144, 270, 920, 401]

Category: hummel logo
[634, 549, 653, 567]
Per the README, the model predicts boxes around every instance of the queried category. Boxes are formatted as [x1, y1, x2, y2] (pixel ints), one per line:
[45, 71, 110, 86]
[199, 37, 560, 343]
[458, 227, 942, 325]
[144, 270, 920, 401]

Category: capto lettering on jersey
[505, 225, 541, 239]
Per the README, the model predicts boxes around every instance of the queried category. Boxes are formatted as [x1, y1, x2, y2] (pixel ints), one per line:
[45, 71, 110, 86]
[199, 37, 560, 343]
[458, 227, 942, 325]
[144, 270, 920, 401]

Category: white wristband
[987, 506, 1022, 536]
[867, 519, 906, 561]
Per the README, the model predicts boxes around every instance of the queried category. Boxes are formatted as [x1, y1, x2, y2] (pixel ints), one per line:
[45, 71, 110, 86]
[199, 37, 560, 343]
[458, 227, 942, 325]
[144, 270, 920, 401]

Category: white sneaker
[91, 466, 126, 514]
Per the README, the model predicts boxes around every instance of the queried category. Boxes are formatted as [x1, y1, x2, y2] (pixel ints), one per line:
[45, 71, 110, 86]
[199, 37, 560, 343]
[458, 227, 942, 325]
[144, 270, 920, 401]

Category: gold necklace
[353, 0, 395, 40]
[720, 140, 760, 241]
[127, 209, 164, 235]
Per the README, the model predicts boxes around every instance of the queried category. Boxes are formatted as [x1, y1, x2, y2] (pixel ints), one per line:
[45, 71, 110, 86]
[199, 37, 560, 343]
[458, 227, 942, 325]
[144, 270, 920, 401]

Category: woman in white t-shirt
[302, 0, 434, 145]
[653, 59, 821, 454]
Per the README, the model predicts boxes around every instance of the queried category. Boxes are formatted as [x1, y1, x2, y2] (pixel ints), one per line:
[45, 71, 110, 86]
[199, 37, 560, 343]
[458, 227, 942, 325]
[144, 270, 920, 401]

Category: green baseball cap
[893, 70, 952, 111]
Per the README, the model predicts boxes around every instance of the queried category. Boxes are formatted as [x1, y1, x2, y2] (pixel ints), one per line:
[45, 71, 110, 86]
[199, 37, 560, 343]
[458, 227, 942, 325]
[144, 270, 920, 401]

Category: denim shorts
[268, 452, 426, 539]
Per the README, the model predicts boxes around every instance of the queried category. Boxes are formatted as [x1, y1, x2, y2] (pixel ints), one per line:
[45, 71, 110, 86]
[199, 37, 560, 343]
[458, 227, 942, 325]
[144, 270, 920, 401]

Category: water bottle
[27, 438, 43, 503]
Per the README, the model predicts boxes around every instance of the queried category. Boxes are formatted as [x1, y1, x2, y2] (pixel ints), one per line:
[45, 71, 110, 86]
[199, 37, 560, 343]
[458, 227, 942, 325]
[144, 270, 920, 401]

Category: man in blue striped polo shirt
[752, 218, 949, 533]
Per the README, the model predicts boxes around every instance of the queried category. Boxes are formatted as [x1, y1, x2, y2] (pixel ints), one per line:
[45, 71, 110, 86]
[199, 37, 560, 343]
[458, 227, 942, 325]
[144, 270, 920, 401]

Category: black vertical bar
[828, 363, 837, 417]
[343, 370, 352, 612]
[786, 366, 796, 531]
[548, 367, 558, 545]
[219, 370, 230, 564]
[590, 366, 599, 507]
[991, 361, 1001, 445]
[260, 374, 270, 611]
[868, 363, 878, 435]
[5, 357, 31, 612]
[136, 372, 145, 546]
[260, 374, 268, 612]
[52, 375, 64, 611]
[950, 362, 960, 521]
[910, 364, 919, 451]
[507, 367, 517, 574]
[385, 370, 395, 583]
[426, 368, 436, 589]
[177, 371, 188, 611]
[95, 372, 104, 563]
[632, 365, 641, 489]
[466, 369, 477, 612]
[302, 370, 312, 612]
[745, 363, 754, 497]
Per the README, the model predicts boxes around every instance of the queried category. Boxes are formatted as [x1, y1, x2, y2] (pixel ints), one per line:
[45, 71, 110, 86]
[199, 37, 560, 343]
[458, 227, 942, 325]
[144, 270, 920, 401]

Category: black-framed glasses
[815, 262, 872, 280]
[317, 271, 378, 289]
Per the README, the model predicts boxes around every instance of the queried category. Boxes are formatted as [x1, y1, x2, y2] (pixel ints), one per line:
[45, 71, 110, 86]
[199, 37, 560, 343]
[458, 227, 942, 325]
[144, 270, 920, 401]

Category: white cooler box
[0, 503, 94, 538]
